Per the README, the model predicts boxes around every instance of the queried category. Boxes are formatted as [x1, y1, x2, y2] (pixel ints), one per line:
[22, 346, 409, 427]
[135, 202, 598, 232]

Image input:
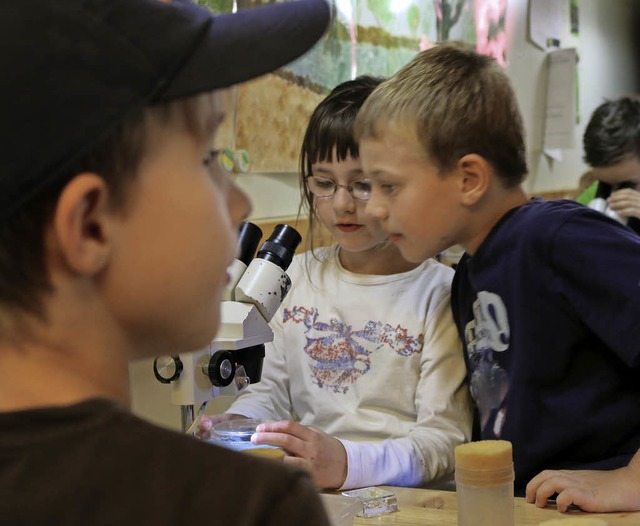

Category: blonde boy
[355, 43, 640, 513]
[0, 0, 331, 524]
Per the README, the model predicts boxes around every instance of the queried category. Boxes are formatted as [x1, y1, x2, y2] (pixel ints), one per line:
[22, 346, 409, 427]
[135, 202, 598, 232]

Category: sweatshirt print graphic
[283, 305, 423, 394]
[464, 291, 510, 437]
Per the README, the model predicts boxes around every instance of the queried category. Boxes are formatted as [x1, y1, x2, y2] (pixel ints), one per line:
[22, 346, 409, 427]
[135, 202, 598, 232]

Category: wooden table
[342, 486, 640, 525]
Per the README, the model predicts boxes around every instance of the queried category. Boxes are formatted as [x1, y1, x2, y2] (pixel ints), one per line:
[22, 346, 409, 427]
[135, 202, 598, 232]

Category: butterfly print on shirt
[283, 305, 424, 394]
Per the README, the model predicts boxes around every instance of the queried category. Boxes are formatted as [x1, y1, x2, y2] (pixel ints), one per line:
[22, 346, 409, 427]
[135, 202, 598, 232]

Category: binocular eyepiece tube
[233, 223, 301, 322]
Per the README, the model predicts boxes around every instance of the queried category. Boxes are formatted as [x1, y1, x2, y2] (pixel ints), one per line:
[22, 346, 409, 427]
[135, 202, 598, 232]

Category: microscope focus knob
[153, 355, 183, 384]
[206, 350, 236, 387]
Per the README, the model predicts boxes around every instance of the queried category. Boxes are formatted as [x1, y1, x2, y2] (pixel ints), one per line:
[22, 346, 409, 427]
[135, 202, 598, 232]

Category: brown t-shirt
[0, 398, 331, 525]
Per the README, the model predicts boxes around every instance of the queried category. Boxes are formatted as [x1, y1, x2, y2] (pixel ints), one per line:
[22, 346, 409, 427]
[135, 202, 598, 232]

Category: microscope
[153, 222, 301, 432]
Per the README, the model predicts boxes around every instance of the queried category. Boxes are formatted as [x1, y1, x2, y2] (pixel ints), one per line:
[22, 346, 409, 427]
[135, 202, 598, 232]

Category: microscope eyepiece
[594, 181, 612, 199]
[588, 180, 633, 225]
[256, 224, 301, 270]
[237, 222, 263, 267]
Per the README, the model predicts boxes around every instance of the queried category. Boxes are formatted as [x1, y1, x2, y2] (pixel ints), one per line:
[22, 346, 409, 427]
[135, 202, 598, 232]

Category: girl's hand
[251, 420, 348, 490]
[196, 413, 247, 439]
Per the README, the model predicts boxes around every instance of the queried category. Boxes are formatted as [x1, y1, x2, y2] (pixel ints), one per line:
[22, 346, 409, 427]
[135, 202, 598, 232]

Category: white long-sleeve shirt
[227, 245, 472, 489]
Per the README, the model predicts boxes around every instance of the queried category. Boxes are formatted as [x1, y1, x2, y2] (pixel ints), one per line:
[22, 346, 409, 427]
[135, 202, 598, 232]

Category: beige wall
[507, 0, 637, 195]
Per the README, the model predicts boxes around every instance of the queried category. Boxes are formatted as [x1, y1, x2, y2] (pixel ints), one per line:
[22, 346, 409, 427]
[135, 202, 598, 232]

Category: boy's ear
[51, 173, 113, 275]
[456, 154, 491, 205]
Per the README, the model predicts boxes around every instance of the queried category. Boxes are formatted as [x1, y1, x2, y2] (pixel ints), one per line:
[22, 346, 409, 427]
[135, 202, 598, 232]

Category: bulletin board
[199, 0, 509, 173]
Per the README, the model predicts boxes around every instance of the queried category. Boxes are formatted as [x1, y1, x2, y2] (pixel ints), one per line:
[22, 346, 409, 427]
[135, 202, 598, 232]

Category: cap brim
[158, 0, 332, 100]
[0, 0, 331, 219]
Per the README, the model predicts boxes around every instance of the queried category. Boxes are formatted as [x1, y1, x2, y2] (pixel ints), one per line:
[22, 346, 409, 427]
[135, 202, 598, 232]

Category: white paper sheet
[543, 48, 577, 154]
[529, 0, 563, 50]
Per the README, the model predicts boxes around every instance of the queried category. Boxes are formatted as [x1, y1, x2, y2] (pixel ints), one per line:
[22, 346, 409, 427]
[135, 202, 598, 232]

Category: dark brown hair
[583, 96, 640, 167]
[298, 75, 384, 252]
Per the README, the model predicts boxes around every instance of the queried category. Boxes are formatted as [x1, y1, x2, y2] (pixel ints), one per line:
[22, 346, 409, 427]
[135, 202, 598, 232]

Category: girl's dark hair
[298, 75, 384, 252]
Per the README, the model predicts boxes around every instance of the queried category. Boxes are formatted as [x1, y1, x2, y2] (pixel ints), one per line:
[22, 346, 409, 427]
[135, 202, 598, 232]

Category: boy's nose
[230, 179, 252, 223]
[364, 193, 387, 220]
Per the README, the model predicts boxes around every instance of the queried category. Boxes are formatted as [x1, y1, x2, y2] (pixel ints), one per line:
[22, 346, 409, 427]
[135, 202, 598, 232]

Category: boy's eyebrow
[215, 110, 226, 128]
[363, 168, 388, 179]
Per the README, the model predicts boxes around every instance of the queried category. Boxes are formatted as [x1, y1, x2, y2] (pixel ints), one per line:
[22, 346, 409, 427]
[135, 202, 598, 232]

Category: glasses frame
[306, 175, 371, 201]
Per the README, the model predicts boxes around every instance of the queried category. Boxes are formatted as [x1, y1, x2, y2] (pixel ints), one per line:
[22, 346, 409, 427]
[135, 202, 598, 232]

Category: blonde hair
[355, 42, 528, 186]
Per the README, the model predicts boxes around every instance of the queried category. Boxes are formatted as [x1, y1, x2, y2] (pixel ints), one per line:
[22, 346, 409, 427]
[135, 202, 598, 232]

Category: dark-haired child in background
[578, 96, 640, 234]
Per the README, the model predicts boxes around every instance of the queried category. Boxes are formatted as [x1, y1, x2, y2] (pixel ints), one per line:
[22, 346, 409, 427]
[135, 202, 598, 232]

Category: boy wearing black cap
[0, 1, 331, 524]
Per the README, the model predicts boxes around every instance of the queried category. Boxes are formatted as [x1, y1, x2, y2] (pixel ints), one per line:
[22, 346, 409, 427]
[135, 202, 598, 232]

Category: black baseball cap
[0, 0, 331, 219]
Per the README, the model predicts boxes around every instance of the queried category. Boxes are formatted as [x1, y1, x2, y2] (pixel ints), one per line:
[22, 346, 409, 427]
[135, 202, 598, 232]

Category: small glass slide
[341, 487, 398, 517]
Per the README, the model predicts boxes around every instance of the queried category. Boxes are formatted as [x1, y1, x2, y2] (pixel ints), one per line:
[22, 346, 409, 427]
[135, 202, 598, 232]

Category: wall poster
[199, 0, 509, 173]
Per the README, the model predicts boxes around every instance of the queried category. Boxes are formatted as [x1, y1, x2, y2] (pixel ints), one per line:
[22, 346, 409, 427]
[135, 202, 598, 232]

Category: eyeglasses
[306, 176, 371, 201]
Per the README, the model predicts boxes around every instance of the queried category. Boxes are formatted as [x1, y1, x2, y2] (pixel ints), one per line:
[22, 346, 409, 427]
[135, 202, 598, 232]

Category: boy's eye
[203, 149, 220, 167]
[381, 183, 397, 194]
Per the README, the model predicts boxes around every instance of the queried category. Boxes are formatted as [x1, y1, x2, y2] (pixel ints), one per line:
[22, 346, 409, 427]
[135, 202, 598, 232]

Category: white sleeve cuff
[338, 438, 426, 490]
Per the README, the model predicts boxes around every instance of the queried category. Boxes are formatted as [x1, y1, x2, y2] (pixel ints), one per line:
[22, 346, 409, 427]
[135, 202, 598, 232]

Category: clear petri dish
[211, 418, 264, 443]
[209, 419, 284, 460]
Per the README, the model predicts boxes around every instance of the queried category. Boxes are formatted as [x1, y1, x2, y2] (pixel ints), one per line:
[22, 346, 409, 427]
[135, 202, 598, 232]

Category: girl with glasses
[199, 76, 472, 491]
